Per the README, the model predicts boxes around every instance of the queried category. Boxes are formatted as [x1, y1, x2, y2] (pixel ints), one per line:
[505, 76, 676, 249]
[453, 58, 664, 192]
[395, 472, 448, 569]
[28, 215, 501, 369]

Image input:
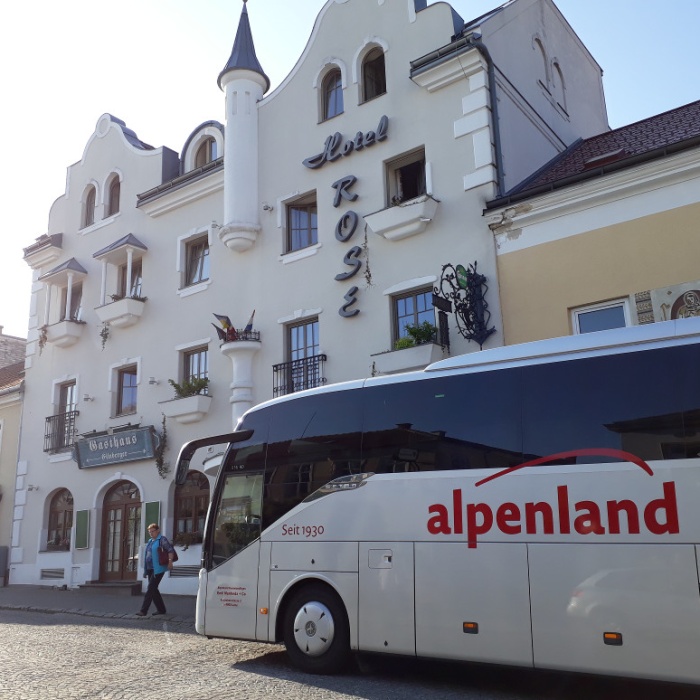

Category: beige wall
[497, 202, 700, 345]
[0, 392, 21, 562]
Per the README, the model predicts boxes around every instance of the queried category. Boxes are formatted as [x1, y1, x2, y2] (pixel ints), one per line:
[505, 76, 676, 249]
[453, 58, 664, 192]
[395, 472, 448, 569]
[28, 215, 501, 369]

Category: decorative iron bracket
[433, 261, 496, 349]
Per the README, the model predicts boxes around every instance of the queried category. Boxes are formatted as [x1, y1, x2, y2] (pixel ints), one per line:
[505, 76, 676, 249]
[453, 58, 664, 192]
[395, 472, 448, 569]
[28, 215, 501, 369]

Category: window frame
[185, 236, 210, 287]
[321, 68, 344, 121]
[183, 345, 209, 393]
[107, 177, 120, 217]
[118, 258, 143, 299]
[285, 192, 318, 253]
[47, 489, 74, 551]
[386, 148, 426, 206]
[83, 186, 96, 228]
[571, 299, 631, 335]
[116, 365, 138, 416]
[361, 47, 386, 103]
[392, 287, 436, 344]
[195, 137, 217, 169]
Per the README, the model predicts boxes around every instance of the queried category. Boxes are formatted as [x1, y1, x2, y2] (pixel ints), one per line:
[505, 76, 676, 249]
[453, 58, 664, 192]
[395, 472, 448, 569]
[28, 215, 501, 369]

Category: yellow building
[486, 101, 700, 344]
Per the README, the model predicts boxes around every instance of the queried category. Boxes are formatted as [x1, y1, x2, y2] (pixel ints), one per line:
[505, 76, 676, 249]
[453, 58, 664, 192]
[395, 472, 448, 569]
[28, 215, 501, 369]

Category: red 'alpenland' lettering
[426, 481, 679, 548]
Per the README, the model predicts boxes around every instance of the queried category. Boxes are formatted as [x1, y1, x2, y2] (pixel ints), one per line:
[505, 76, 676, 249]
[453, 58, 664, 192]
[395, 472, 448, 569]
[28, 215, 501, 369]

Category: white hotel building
[11, 0, 607, 592]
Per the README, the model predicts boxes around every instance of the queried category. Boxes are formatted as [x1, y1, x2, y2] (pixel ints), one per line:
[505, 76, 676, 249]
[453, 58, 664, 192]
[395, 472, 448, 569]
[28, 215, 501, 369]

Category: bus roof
[240, 317, 700, 419]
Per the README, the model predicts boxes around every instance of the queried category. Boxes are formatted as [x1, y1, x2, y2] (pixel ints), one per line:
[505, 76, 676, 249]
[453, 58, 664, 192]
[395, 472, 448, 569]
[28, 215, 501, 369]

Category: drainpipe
[464, 33, 505, 197]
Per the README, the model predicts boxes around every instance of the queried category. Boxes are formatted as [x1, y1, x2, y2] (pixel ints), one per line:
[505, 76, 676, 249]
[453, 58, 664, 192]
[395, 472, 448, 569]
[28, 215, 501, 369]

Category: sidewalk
[0, 584, 195, 623]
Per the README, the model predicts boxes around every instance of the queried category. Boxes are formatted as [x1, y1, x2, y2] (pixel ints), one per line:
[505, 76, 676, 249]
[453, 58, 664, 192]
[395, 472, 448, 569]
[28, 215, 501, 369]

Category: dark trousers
[141, 571, 166, 614]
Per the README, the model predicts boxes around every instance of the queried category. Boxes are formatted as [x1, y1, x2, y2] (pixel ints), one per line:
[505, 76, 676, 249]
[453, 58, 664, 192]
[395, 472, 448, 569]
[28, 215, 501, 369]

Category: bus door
[201, 450, 265, 640]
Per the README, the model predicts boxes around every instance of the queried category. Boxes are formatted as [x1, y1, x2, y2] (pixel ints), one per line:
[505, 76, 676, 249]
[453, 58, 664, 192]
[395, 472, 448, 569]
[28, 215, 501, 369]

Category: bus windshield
[210, 471, 263, 566]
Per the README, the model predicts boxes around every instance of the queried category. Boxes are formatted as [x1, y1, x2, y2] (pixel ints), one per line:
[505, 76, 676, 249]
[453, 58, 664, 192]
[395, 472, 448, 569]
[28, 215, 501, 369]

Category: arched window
[83, 186, 96, 228]
[47, 489, 74, 551]
[322, 68, 343, 121]
[552, 61, 567, 112]
[534, 38, 549, 91]
[107, 177, 120, 217]
[174, 471, 210, 544]
[362, 47, 386, 102]
[195, 137, 217, 169]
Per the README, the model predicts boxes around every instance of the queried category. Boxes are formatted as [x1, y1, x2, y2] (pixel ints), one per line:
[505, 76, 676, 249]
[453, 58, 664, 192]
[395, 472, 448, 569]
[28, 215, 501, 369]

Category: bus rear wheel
[283, 584, 350, 674]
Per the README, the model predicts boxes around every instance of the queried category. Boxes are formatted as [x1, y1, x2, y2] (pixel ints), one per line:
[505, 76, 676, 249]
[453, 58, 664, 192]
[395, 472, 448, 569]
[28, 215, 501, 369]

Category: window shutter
[75, 510, 90, 549]
[144, 501, 160, 542]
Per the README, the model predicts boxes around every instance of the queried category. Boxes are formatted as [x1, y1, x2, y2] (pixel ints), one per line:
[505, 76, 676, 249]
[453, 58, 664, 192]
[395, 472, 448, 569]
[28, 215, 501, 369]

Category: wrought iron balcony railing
[44, 410, 79, 453]
[272, 354, 327, 398]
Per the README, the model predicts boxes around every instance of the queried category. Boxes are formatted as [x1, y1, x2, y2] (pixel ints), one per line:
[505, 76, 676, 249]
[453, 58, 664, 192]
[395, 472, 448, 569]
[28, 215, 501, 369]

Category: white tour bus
[175, 317, 700, 683]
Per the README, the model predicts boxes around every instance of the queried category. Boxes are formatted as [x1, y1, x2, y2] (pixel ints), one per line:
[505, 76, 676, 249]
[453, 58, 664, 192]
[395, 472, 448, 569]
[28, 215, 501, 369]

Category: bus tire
[283, 583, 350, 674]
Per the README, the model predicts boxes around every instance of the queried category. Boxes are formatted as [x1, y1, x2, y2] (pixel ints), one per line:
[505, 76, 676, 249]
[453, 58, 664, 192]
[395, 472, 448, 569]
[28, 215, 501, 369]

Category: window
[107, 177, 120, 217]
[286, 193, 318, 252]
[572, 300, 629, 335]
[387, 148, 426, 205]
[552, 62, 567, 112]
[83, 186, 96, 228]
[174, 471, 210, 544]
[59, 282, 83, 322]
[44, 381, 78, 453]
[185, 237, 210, 286]
[118, 259, 142, 298]
[290, 319, 319, 362]
[184, 346, 209, 393]
[272, 318, 326, 396]
[117, 366, 138, 415]
[195, 137, 217, 169]
[393, 288, 435, 342]
[47, 489, 74, 551]
[322, 68, 343, 120]
[362, 47, 386, 102]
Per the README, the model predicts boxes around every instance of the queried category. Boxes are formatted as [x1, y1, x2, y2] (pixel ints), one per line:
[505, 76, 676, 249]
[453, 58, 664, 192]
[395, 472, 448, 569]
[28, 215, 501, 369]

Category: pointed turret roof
[218, 0, 270, 93]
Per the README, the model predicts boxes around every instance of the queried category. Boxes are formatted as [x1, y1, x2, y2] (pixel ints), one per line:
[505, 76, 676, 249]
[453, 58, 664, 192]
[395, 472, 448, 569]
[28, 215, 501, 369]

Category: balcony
[273, 354, 327, 397]
[44, 320, 85, 348]
[44, 410, 79, 453]
[95, 296, 146, 328]
[363, 195, 439, 241]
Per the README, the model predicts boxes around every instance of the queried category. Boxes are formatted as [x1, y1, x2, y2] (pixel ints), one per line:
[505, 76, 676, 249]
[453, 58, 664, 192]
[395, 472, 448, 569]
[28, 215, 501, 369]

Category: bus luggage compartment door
[359, 542, 415, 655]
[414, 542, 532, 665]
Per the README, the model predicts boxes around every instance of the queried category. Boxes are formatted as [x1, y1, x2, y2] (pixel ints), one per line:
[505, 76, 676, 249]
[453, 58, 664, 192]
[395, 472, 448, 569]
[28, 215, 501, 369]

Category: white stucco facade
[12, 0, 607, 593]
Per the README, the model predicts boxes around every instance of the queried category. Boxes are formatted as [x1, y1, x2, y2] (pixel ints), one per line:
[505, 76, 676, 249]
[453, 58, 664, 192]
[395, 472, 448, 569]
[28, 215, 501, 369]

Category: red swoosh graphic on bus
[475, 448, 654, 487]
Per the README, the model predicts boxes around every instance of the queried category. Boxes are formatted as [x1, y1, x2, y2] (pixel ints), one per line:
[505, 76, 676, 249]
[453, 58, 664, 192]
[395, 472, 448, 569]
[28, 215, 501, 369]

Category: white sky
[1, 0, 698, 338]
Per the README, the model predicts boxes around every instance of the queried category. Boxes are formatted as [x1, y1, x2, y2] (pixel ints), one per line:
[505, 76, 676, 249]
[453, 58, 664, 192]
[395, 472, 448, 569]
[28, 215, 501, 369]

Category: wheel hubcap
[293, 601, 335, 657]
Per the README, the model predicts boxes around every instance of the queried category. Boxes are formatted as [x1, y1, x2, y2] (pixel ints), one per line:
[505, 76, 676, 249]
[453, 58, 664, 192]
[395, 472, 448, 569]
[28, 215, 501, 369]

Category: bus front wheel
[283, 583, 350, 674]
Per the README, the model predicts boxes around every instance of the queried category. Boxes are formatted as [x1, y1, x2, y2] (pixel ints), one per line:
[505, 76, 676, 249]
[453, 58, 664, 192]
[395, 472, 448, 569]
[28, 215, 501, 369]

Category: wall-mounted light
[27, 485, 39, 492]
[148, 377, 159, 386]
[83, 394, 94, 402]
[262, 203, 274, 211]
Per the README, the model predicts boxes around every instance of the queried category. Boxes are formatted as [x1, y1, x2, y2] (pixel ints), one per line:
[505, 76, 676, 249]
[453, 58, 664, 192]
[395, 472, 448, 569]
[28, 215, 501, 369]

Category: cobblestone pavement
[1, 608, 698, 700]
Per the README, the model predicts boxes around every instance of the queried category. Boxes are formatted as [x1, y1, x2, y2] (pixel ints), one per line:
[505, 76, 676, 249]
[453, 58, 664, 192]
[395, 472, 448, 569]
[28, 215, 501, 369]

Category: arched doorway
[101, 481, 141, 582]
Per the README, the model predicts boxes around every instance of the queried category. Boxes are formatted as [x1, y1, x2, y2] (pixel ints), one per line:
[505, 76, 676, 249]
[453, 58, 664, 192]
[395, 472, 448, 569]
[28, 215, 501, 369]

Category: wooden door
[101, 481, 141, 581]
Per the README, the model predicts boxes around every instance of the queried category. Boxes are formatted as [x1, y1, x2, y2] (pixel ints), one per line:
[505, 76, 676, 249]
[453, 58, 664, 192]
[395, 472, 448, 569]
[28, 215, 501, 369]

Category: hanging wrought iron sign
[433, 261, 496, 349]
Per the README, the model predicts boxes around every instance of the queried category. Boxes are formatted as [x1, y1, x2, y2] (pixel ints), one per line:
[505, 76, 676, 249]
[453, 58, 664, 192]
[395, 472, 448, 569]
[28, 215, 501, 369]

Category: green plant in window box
[394, 321, 437, 350]
[168, 377, 209, 398]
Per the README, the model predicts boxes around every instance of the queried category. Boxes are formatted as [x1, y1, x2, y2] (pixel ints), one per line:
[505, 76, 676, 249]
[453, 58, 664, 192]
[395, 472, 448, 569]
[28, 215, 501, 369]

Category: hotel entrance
[100, 481, 141, 582]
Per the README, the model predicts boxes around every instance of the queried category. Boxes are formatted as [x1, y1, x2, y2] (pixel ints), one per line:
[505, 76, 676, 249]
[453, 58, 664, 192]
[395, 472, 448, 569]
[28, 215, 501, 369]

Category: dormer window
[195, 137, 217, 169]
[362, 48, 386, 102]
[322, 68, 344, 121]
[83, 186, 96, 228]
[107, 176, 121, 217]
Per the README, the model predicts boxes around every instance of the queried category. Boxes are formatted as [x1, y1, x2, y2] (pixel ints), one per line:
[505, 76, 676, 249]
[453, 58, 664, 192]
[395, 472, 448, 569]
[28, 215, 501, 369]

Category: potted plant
[167, 377, 209, 398]
[393, 321, 438, 350]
